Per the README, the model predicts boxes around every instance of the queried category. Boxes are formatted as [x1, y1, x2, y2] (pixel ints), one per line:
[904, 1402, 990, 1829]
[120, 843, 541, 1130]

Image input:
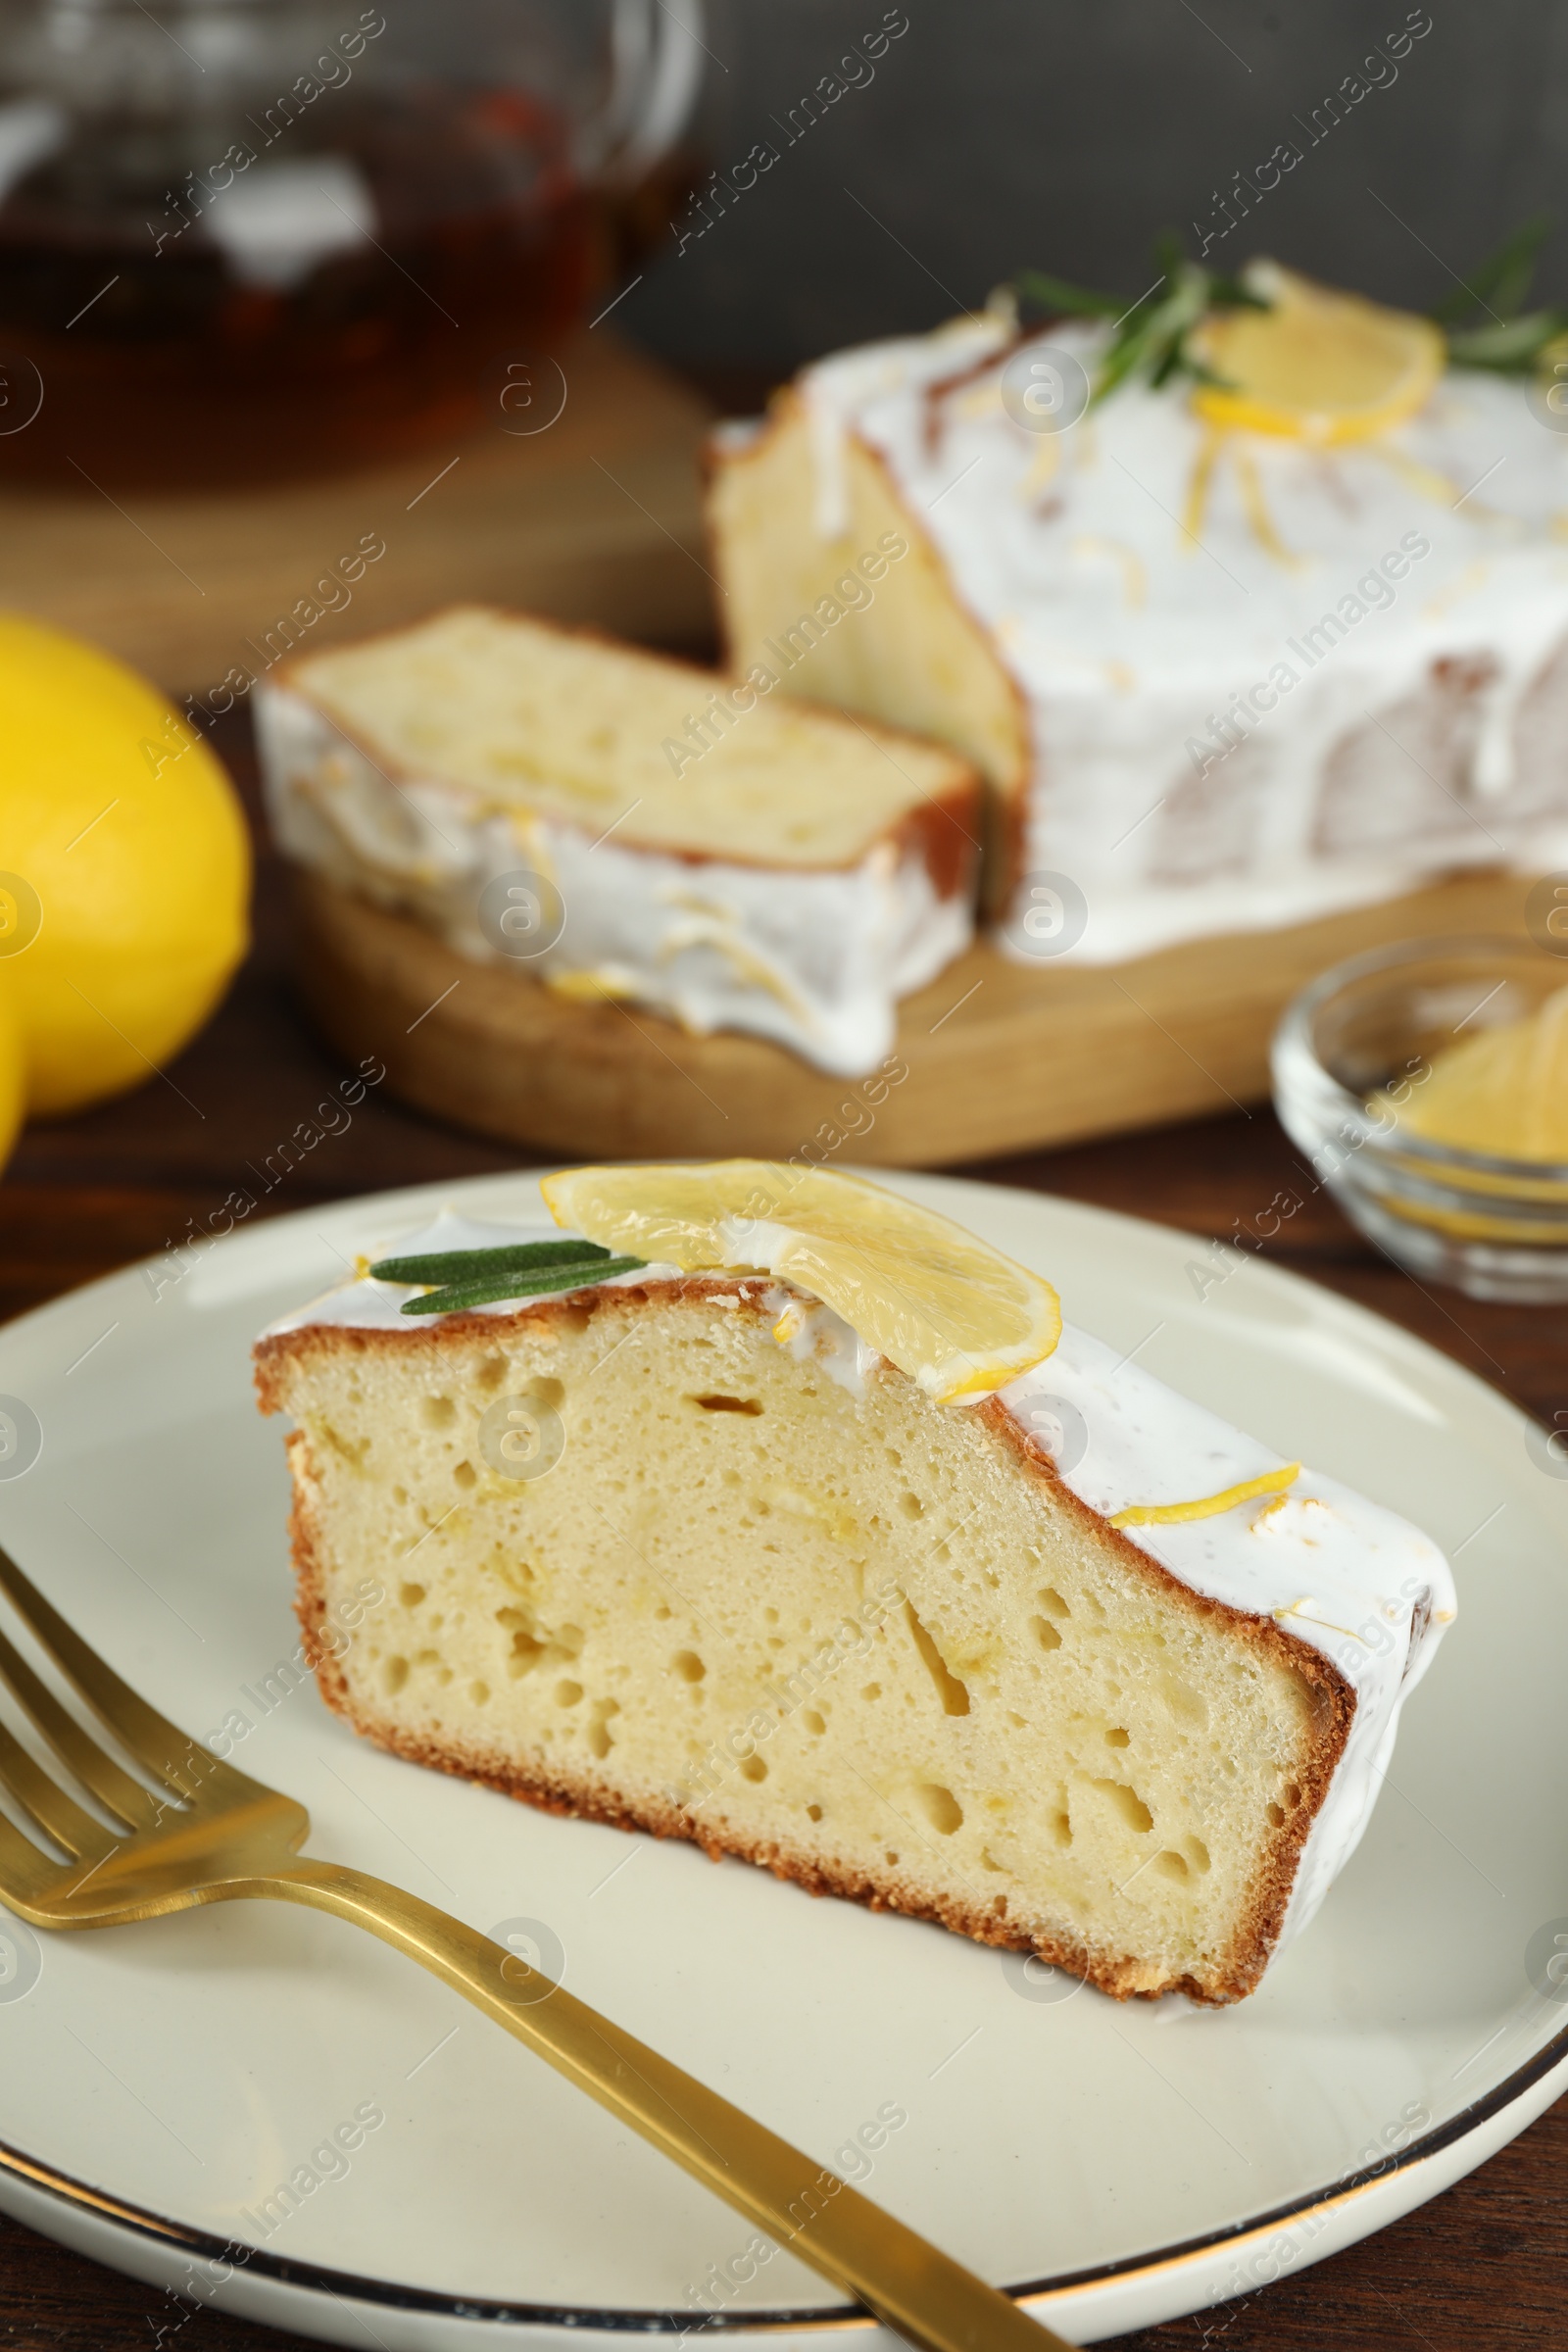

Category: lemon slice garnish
[1189, 263, 1444, 446]
[1380, 984, 1568, 1162]
[1110, 1463, 1300, 1529]
[540, 1160, 1061, 1403]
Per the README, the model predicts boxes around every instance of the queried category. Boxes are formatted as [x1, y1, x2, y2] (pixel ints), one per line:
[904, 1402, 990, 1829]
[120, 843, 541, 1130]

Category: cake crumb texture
[256, 1279, 1351, 2003]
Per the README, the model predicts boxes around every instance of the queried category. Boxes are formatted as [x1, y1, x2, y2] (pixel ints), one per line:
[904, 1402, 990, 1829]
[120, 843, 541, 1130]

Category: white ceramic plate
[0, 1168, 1564, 2351]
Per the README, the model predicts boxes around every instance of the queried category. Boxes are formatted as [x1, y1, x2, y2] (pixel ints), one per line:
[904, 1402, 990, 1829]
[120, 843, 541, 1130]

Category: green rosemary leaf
[1427, 215, 1568, 370]
[1429, 214, 1552, 330]
[1087, 245, 1246, 409]
[1447, 310, 1568, 371]
[371, 1239, 614, 1285]
[1181, 355, 1241, 391]
[1012, 268, 1123, 319]
[1005, 233, 1268, 414]
[1203, 271, 1271, 314]
[1146, 341, 1184, 392]
[399, 1257, 647, 1316]
[1151, 225, 1186, 286]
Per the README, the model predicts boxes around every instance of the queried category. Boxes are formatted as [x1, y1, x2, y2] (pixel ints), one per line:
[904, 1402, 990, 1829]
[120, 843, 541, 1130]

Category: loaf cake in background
[253, 1162, 1455, 2004]
[256, 607, 981, 1077]
[707, 264, 1568, 958]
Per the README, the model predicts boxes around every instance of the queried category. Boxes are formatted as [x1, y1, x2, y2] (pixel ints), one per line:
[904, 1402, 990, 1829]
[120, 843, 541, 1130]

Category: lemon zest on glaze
[1072, 533, 1148, 608]
[1233, 446, 1303, 568]
[1180, 423, 1227, 551]
[1273, 1598, 1368, 1644]
[1110, 1460, 1300, 1528]
[1019, 430, 1062, 502]
[655, 912, 811, 1017]
[1371, 444, 1501, 520]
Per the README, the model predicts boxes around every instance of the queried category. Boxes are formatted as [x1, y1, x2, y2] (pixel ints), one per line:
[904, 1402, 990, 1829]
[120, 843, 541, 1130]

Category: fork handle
[245, 1862, 1069, 2352]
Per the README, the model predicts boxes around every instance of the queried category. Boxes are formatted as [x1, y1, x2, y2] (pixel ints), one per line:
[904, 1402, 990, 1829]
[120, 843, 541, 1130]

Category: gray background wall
[621, 0, 1566, 377]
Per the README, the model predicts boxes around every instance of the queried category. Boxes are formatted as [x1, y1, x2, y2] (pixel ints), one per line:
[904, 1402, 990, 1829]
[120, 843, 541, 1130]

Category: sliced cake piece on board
[256, 605, 981, 1078]
[253, 1164, 1454, 2004]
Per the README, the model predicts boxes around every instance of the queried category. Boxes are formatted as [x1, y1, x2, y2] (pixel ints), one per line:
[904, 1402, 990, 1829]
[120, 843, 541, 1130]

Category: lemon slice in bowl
[1189, 262, 1445, 445]
[1384, 984, 1568, 1163]
[540, 1160, 1062, 1402]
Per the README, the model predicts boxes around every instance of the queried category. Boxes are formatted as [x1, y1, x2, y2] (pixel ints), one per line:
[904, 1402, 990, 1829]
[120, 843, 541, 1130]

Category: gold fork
[0, 1543, 1070, 2351]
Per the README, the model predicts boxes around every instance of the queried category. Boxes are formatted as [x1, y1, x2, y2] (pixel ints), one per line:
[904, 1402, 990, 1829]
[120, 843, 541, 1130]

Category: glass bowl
[1271, 934, 1568, 1303]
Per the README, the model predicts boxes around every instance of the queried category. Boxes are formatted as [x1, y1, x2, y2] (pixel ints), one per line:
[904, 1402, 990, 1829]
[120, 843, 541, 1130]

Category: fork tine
[0, 1544, 210, 1801]
[0, 1627, 151, 1830]
[0, 1807, 58, 1904]
[0, 1717, 118, 1861]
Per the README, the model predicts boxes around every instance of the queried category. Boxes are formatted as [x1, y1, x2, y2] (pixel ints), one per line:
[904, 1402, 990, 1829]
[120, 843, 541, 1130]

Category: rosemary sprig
[370, 1239, 618, 1285]
[1431, 214, 1568, 372]
[1010, 230, 1268, 409]
[1007, 268, 1123, 321]
[1445, 313, 1568, 369]
[366, 1236, 647, 1317]
[1429, 214, 1552, 330]
[399, 1258, 647, 1316]
[1007, 215, 1568, 411]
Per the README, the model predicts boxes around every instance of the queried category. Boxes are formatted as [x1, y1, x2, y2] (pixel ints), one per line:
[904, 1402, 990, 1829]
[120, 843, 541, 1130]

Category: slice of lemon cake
[254, 605, 981, 1078]
[253, 1165, 1454, 2003]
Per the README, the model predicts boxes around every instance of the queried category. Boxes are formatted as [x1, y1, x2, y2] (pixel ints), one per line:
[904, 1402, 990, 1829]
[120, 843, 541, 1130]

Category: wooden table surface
[0, 719, 1563, 2352]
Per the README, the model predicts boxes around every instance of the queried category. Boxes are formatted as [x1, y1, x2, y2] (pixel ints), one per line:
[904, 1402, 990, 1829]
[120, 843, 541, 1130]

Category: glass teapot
[0, 0, 704, 486]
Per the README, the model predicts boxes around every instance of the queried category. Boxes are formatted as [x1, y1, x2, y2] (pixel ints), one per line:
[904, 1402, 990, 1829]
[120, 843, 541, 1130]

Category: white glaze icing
[265, 1210, 1454, 1981]
[764, 1284, 881, 1398]
[794, 305, 1568, 960]
[255, 683, 967, 1079]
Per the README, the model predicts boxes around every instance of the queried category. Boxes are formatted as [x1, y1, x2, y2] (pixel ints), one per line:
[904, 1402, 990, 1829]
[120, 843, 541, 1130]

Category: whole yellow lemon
[0, 616, 250, 1117]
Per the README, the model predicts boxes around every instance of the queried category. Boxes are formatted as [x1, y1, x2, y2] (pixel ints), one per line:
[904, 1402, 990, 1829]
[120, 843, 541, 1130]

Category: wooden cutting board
[293, 866, 1541, 1165]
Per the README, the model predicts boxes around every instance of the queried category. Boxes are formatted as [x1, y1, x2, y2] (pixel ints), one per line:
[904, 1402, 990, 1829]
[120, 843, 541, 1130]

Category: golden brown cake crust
[259, 1281, 1355, 2006]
